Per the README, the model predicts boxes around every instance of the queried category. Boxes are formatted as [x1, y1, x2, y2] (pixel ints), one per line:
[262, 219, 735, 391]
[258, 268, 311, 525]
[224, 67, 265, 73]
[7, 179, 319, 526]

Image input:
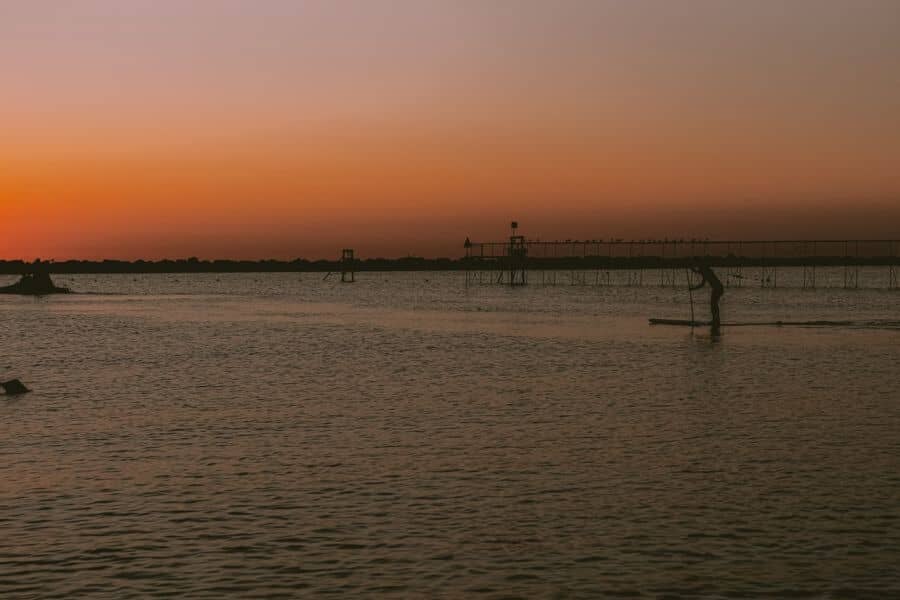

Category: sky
[2, 0, 899, 260]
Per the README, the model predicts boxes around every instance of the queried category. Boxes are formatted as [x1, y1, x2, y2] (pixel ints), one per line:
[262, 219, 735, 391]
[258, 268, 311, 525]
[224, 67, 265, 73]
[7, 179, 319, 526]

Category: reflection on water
[1, 272, 898, 598]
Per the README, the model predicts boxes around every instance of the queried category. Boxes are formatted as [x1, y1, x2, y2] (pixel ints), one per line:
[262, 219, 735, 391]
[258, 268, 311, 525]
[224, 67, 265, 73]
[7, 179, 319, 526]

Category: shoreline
[1, 256, 897, 275]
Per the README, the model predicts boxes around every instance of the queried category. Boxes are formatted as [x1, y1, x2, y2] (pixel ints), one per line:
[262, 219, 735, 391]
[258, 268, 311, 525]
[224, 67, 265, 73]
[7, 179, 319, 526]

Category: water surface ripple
[1, 272, 898, 598]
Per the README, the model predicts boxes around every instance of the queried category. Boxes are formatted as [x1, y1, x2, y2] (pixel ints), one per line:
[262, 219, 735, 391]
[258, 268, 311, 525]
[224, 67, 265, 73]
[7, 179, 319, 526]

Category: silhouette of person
[690, 261, 724, 334]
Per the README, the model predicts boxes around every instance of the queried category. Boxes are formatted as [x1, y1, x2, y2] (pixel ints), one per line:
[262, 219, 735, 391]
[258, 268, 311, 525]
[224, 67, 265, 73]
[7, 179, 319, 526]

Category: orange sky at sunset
[2, 1, 899, 260]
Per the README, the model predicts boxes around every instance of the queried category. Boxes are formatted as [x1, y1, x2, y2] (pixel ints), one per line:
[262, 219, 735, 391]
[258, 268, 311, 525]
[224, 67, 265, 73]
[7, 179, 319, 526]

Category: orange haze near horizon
[2, 1, 899, 260]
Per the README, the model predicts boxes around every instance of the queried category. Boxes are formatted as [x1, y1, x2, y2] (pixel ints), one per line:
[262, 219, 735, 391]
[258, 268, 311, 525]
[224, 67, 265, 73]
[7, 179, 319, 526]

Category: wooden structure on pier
[464, 236, 900, 290]
[507, 222, 527, 286]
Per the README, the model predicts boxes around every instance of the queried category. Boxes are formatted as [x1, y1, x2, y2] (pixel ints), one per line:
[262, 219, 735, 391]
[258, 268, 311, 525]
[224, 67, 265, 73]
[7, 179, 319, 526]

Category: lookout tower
[341, 248, 356, 283]
[507, 221, 527, 286]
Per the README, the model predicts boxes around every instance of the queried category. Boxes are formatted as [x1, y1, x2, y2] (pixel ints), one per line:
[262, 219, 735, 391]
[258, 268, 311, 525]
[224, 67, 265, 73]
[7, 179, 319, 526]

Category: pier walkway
[464, 238, 900, 289]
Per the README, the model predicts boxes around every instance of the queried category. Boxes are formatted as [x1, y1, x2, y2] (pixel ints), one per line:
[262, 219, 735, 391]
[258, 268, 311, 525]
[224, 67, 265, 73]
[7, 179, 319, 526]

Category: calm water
[2, 270, 899, 598]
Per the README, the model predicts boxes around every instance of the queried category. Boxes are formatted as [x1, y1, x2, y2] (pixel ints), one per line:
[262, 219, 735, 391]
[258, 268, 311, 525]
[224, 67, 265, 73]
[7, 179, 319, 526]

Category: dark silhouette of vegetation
[0, 254, 894, 276]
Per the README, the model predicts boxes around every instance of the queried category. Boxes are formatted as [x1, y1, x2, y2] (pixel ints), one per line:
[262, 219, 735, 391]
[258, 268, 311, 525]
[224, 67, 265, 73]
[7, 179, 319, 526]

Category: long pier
[464, 238, 900, 289]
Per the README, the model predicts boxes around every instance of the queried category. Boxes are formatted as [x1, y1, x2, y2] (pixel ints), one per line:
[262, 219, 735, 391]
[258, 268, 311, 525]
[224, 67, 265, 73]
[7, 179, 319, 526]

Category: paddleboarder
[690, 261, 724, 333]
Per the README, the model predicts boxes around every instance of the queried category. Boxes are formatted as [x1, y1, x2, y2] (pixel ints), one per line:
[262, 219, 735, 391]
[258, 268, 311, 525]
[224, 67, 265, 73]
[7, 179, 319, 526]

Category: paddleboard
[649, 318, 710, 326]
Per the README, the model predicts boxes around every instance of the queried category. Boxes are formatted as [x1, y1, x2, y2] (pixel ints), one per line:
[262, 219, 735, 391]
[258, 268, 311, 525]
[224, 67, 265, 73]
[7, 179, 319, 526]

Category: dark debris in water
[1, 379, 31, 395]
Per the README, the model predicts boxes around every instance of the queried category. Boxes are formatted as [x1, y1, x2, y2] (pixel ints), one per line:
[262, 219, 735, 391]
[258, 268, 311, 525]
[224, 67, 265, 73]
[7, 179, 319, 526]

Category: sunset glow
[3, 1, 899, 260]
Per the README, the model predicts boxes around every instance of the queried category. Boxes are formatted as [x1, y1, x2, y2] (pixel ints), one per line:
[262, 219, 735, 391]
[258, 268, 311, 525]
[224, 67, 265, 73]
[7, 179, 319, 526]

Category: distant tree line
[0, 256, 460, 274]
[0, 254, 895, 275]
